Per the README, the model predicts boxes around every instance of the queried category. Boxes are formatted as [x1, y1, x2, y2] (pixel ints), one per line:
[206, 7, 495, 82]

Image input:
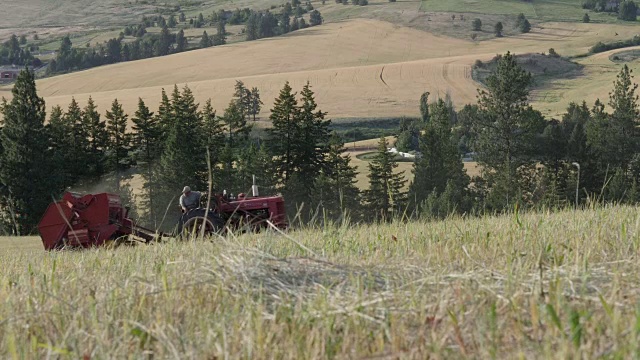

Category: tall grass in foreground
[2, 205, 640, 358]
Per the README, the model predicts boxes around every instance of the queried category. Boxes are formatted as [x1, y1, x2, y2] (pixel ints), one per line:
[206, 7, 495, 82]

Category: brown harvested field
[1, 19, 636, 121]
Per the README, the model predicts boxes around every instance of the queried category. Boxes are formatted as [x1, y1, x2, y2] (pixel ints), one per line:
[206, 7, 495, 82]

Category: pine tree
[168, 14, 177, 27]
[175, 29, 187, 52]
[280, 14, 291, 34]
[156, 25, 173, 56]
[154, 86, 206, 225]
[314, 134, 361, 221]
[364, 137, 407, 220]
[246, 12, 260, 40]
[233, 80, 252, 122]
[218, 142, 236, 193]
[200, 31, 212, 48]
[410, 99, 469, 215]
[586, 65, 640, 192]
[309, 10, 323, 26]
[0, 69, 59, 234]
[202, 99, 224, 153]
[83, 97, 108, 182]
[236, 142, 277, 195]
[472, 18, 482, 31]
[419, 91, 430, 122]
[608, 64, 639, 168]
[267, 82, 300, 185]
[221, 99, 252, 149]
[214, 20, 227, 45]
[46, 104, 73, 188]
[46, 105, 69, 188]
[538, 120, 572, 205]
[472, 52, 545, 210]
[277, 83, 332, 209]
[291, 17, 300, 31]
[619, 1, 638, 21]
[105, 98, 131, 190]
[64, 97, 90, 184]
[516, 13, 531, 33]
[202, 99, 224, 186]
[494, 22, 503, 37]
[156, 88, 173, 140]
[296, 83, 331, 193]
[249, 87, 263, 121]
[131, 98, 161, 223]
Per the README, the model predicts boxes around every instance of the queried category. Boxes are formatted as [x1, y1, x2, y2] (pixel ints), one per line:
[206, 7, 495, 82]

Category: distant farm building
[0, 66, 23, 82]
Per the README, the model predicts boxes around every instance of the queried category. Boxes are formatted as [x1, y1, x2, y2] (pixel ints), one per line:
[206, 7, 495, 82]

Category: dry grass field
[1, 18, 636, 121]
[3, 205, 640, 357]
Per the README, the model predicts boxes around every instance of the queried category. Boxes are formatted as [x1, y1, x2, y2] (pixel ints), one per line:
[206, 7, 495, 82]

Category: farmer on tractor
[180, 186, 202, 213]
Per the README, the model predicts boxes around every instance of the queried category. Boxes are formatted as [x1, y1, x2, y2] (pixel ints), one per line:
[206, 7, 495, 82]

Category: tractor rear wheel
[178, 209, 225, 238]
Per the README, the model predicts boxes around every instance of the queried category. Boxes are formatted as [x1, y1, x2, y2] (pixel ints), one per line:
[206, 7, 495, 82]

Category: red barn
[0, 66, 22, 82]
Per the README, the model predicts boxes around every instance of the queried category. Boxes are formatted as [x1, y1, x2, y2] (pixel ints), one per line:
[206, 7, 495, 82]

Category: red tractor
[38, 190, 287, 250]
[177, 191, 288, 235]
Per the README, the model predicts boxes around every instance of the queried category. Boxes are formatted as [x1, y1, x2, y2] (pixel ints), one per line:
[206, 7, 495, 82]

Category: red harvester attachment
[38, 192, 160, 250]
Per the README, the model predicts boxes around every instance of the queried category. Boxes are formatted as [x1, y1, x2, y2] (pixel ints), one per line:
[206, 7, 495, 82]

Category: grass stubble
[2, 205, 640, 358]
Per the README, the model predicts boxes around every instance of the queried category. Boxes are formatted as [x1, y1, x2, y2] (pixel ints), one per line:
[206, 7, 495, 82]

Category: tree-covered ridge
[46, 3, 323, 75]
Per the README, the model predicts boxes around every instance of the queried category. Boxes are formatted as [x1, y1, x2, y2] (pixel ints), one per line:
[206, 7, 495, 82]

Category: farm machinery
[37, 190, 287, 250]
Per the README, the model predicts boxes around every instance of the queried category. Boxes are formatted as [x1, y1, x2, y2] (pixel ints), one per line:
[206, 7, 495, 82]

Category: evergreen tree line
[583, 0, 637, 21]
[0, 34, 38, 67]
[3, 52, 640, 234]
[245, 8, 322, 41]
[48, 22, 227, 74]
[0, 72, 356, 234]
[405, 52, 640, 219]
[47, 4, 323, 75]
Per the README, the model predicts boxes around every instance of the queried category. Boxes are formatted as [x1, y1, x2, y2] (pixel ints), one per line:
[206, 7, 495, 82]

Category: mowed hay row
[3, 205, 640, 357]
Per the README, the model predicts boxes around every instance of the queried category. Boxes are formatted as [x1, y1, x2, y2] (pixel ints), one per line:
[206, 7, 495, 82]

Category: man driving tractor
[179, 186, 202, 213]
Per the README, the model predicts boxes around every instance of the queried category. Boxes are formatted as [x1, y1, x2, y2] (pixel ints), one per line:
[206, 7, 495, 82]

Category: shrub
[516, 13, 531, 33]
[494, 22, 503, 37]
[583, 13, 591, 23]
[472, 18, 482, 31]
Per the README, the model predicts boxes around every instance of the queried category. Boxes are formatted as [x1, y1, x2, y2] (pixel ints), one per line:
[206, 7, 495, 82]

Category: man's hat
[182, 186, 191, 193]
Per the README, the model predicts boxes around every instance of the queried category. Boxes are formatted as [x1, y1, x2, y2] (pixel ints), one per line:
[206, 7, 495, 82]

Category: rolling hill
[1, 18, 637, 122]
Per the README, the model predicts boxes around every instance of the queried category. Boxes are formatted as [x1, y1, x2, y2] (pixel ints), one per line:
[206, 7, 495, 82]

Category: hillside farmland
[1, 19, 637, 121]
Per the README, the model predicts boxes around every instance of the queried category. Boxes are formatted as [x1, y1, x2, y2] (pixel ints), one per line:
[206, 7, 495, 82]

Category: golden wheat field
[1, 19, 637, 121]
